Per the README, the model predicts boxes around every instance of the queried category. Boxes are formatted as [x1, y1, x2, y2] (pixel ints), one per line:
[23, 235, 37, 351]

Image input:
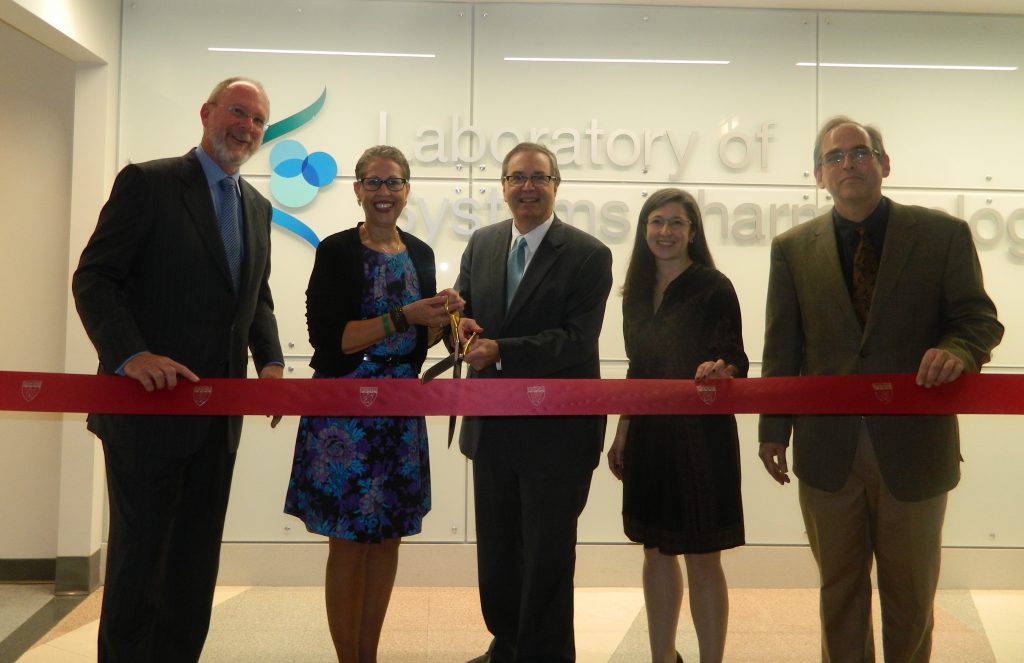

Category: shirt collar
[832, 196, 889, 240]
[196, 145, 240, 191]
[511, 214, 555, 252]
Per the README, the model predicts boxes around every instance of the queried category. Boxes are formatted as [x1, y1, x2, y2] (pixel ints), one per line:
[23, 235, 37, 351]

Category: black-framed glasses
[358, 177, 409, 191]
[209, 103, 267, 131]
[503, 174, 558, 187]
[822, 147, 880, 168]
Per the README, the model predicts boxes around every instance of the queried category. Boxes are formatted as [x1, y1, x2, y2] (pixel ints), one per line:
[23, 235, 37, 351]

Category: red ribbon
[1, 371, 1020, 417]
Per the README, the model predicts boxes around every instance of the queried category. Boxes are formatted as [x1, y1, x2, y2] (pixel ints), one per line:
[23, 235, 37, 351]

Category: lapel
[805, 214, 862, 332]
[239, 178, 264, 296]
[504, 216, 566, 323]
[864, 201, 915, 337]
[482, 220, 514, 312]
[179, 151, 236, 290]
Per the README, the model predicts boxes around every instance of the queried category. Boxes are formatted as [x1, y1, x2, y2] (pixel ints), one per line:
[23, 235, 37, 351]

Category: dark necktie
[851, 226, 878, 327]
[506, 235, 527, 310]
[217, 177, 242, 291]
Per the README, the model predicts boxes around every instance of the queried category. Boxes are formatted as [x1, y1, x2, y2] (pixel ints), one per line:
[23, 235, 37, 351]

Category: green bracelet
[382, 313, 392, 336]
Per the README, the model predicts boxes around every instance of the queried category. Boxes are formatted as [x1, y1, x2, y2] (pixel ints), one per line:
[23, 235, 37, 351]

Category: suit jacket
[455, 217, 613, 472]
[759, 200, 1003, 500]
[73, 149, 284, 456]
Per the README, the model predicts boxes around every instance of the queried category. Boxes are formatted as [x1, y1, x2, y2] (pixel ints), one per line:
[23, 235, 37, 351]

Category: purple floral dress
[284, 248, 430, 542]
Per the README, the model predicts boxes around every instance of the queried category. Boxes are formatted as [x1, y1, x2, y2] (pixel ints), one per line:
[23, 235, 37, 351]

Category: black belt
[362, 353, 415, 367]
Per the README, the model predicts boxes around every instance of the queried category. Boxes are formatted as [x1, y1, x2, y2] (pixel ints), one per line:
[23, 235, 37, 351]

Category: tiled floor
[4, 584, 1023, 662]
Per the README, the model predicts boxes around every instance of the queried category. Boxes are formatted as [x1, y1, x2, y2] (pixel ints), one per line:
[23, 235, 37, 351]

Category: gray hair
[501, 142, 561, 181]
[354, 145, 411, 180]
[813, 116, 887, 170]
[206, 77, 268, 106]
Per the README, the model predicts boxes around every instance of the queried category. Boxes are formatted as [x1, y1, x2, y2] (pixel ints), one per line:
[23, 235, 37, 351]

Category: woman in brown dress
[608, 188, 747, 663]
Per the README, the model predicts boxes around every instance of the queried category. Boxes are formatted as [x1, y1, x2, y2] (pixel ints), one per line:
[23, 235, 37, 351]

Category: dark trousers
[98, 419, 236, 663]
[473, 447, 594, 663]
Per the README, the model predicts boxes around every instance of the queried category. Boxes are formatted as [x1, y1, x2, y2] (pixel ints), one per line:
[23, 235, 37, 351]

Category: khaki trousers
[799, 423, 947, 663]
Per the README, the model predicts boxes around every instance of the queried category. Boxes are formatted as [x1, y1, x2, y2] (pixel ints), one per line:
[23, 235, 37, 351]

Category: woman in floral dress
[285, 145, 461, 662]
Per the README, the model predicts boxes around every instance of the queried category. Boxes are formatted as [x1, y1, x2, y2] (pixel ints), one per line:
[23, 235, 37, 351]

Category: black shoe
[466, 655, 490, 663]
[675, 653, 683, 663]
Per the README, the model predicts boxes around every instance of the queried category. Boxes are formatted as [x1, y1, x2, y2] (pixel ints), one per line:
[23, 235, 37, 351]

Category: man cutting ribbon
[452, 142, 613, 663]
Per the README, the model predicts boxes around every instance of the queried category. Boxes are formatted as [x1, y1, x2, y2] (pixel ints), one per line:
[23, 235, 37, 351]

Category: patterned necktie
[506, 235, 527, 310]
[217, 177, 242, 291]
[851, 225, 878, 327]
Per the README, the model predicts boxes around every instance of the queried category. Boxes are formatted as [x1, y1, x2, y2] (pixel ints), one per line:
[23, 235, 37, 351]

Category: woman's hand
[606, 417, 630, 480]
[401, 292, 455, 328]
[403, 288, 464, 329]
[438, 288, 464, 315]
[694, 358, 736, 381]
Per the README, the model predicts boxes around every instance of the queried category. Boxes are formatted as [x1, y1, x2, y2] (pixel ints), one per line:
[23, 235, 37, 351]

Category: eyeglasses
[822, 147, 880, 168]
[358, 177, 409, 192]
[209, 103, 267, 131]
[503, 174, 558, 187]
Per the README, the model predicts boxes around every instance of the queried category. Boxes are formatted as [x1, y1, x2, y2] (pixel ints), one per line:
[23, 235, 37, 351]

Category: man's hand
[259, 364, 285, 428]
[462, 338, 500, 371]
[457, 316, 484, 343]
[916, 348, 965, 388]
[758, 442, 791, 486]
[124, 352, 199, 392]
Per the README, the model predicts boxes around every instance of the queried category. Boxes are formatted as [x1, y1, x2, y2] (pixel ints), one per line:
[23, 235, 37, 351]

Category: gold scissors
[421, 296, 476, 446]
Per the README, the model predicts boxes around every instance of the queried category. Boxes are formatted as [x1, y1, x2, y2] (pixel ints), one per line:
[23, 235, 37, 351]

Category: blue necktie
[506, 235, 527, 310]
[217, 177, 242, 291]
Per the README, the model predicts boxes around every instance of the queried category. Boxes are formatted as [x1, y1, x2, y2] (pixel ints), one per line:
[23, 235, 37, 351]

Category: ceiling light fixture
[797, 61, 1016, 71]
[209, 47, 435, 59]
[506, 56, 728, 65]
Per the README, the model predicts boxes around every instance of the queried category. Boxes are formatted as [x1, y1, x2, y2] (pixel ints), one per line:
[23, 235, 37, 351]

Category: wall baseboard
[0, 558, 56, 583]
[54, 551, 101, 595]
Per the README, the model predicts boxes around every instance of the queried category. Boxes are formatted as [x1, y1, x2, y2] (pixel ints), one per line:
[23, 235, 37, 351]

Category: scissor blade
[447, 414, 457, 448]
[419, 352, 456, 384]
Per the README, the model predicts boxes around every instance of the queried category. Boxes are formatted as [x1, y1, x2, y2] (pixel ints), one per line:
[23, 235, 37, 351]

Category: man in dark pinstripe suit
[73, 77, 284, 663]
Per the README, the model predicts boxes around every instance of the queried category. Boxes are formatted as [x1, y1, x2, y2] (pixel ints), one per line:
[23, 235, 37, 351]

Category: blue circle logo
[270, 139, 337, 208]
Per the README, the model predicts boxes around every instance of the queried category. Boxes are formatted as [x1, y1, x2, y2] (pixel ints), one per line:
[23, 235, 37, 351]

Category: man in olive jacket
[758, 117, 1003, 663]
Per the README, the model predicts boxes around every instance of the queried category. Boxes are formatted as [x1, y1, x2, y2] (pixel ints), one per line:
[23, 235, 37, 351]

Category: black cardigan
[305, 223, 437, 376]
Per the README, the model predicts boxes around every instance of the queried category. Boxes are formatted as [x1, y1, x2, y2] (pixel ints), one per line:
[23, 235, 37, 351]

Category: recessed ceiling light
[796, 61, 1016, 71]
[209, 47, 434, 58]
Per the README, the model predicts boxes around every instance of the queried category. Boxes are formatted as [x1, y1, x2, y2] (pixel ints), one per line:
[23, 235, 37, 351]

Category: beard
[209, 131, 257, 170]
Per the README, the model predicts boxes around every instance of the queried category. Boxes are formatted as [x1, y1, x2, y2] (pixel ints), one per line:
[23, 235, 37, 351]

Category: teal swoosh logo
[271, 208, 320, 248]
[262, 87, 327, 144]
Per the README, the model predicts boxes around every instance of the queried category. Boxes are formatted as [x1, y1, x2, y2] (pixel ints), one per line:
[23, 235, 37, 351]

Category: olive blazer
[758, 200, 1003, 500]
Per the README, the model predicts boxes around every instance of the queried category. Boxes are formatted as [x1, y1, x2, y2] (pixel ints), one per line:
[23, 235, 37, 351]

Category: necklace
[361, 226, 402, 254]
